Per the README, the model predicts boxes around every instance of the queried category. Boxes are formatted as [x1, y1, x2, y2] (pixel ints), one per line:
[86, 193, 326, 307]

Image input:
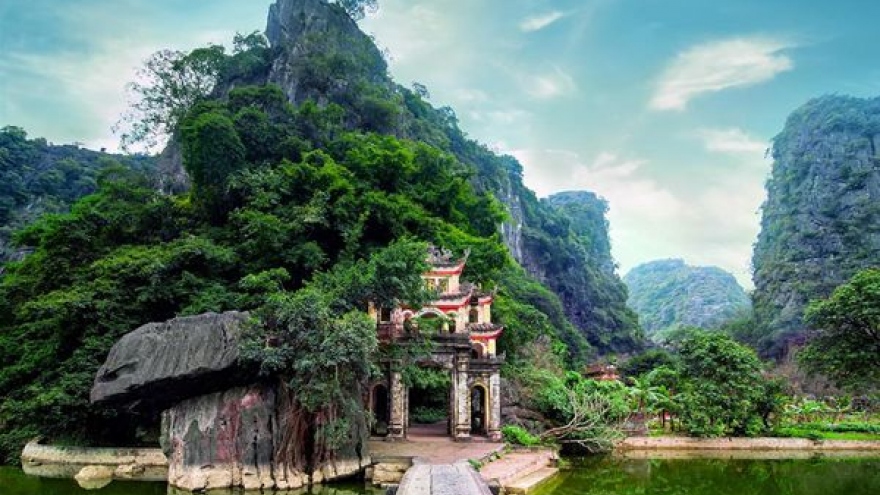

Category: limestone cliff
[624, 259, 750, 340]
[265, 0, 388, 106]
[752, 95, 880, 356]
[544, 191, 643, 352]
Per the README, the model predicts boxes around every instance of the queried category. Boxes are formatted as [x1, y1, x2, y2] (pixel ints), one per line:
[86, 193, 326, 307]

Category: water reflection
[533, 456, 880, 495]
[1, 467, 381, 495]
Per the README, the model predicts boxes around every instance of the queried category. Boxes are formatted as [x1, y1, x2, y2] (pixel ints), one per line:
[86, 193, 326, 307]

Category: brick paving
[368, 435, 504, 465]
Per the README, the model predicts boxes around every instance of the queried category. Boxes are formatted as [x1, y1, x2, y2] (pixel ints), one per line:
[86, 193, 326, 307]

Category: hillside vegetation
[0, 127, 155, 265]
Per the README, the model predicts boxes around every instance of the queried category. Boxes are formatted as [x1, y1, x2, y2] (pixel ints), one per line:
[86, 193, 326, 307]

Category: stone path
[370, 435, 559, 495]
[397, 462, 493, 495]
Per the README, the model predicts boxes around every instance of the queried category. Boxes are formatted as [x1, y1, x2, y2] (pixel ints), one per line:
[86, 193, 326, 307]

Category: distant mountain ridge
[624, 259, 750, 340]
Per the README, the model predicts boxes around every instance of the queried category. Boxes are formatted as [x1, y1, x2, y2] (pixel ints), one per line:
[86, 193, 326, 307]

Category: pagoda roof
[468, 323, 503, 341]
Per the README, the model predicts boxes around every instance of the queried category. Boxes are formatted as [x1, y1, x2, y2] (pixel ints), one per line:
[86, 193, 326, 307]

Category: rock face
[91, 311, 250, 408]
[752, 95, 880, 356]
[624, 259, 751, 340]
[265, 0, 388, 106]
[162, 384, 369, 492]
[543, 191, 643, 353]
[94, 310, 369, 492]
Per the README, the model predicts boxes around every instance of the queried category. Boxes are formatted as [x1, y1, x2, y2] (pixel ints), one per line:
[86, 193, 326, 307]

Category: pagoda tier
[371, 247, 503, 359]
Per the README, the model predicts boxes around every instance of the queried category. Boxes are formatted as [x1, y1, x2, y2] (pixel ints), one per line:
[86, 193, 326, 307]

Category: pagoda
[368, 246, 504, 441]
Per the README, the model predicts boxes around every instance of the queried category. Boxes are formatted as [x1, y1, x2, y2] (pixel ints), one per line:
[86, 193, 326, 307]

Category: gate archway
[470, 384, 488, 435]
[371, 383, 389, 436]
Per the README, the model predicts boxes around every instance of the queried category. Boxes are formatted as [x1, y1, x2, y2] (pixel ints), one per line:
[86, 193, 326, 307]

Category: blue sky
[3, 0, 880, 288]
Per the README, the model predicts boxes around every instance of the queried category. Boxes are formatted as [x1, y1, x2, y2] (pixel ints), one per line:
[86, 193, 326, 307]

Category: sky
[3, 0, 880, 289]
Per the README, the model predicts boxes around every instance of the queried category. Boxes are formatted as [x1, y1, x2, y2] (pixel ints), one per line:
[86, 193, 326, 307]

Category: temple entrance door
[371, 384, 389, 436]
[407, 366, 451, 438]
[471, 385, 488, 435]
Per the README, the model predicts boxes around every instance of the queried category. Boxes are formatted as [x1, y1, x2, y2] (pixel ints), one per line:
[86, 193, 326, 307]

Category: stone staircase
[478, 449, 558, 494]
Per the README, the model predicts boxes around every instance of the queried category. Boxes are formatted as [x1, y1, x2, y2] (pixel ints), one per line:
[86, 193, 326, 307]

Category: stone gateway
[369, 247, 504, 442]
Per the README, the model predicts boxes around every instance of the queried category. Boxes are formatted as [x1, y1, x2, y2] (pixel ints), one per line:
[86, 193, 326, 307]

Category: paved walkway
[397, 462, 493, 495]
[370, 431, 559, 494]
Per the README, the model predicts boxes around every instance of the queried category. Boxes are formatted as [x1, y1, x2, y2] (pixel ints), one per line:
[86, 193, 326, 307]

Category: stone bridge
[396, 461, 493, 495]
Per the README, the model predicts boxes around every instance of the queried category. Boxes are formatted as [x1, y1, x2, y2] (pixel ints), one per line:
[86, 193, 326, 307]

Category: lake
[533, 456, 880, 495]
[4, 457, 880, 495]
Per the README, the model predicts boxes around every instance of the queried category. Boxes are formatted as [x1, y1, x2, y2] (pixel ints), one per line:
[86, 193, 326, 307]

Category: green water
[0, 467, 377, 495]
[5, 458, 880, 495]
[534, 456, 880, 495]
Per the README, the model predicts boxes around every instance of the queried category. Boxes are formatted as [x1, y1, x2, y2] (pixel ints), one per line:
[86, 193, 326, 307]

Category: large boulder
[91, 311, 251, 408]
[162, 384, 369, 492]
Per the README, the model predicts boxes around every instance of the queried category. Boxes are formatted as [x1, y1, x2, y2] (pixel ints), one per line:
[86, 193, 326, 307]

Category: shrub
[502, 425, 541, 446]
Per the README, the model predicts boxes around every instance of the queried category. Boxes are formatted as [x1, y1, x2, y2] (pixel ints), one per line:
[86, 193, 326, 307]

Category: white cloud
[698, 128, 768, 155]
[519, 11, 565, 32]
[507, 147, 763, 288]
[524, 66, 577, 99]
[650, 37, 794, 111]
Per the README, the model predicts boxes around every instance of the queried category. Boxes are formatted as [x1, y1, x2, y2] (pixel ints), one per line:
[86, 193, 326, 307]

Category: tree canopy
[799, 268, 880, 391]
[674, 331, 771, 436]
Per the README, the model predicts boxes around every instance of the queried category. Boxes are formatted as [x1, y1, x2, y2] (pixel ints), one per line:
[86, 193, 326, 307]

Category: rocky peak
[264, 0, 388, 105]
[624, 259, 750, 340]
[267, 0, 352, 48]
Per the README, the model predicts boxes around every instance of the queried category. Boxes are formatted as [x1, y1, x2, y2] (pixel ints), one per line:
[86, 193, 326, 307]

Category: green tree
[115, 45, 227, 151]
[238, 239, 427, 469]
[799, 268, 880, 391]
[675, 331, 769, 436]
[180, 107, 246, 222]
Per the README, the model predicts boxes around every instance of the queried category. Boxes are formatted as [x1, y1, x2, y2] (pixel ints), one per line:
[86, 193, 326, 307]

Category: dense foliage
[0, 126, 154, 264]
[799, 268, 880, 391]
[238, 239, 427, 469]
[623, 331, 782, 437]
[752, 95, 880, 357]
[0, 73, 585, 465]
[624, 259, 750, 341]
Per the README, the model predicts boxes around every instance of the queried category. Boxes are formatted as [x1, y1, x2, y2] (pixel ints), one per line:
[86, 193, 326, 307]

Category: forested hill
[0, 0, 642, 461]
[624, 259, 750, 340]
[752, 95, 880, 357]
[159, 0, 644, 355]
[0, 126, 155, 265]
